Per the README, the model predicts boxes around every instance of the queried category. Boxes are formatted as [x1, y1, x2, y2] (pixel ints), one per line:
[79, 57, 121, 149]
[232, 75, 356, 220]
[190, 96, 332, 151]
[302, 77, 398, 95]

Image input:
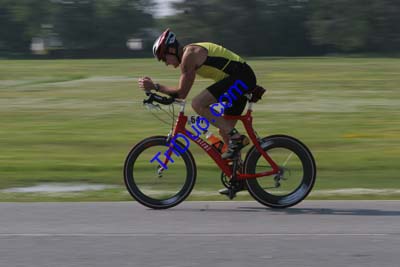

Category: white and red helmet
[152, 28, 179, 61]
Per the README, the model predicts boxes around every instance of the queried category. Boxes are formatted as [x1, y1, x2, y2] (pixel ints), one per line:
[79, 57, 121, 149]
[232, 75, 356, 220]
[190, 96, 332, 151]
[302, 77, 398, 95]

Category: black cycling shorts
[206, 62, 257, 115]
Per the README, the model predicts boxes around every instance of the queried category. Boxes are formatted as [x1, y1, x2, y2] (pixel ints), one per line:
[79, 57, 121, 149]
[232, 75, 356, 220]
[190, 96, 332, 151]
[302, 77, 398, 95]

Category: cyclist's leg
[192, 89, 239, 140]
[218, 120, 237, 145]
[220, 64, 257, 159]
[219, 91, 250, 159]
[193, 64, 257, 159]
[192, 77, 239, 136]
[192, 76, 248, 139]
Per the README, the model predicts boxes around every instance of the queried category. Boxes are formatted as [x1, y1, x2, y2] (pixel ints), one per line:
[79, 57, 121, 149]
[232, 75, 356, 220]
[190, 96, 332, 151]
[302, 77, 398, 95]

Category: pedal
[218, 185, 238, 199]
[228, 188, 236, 200]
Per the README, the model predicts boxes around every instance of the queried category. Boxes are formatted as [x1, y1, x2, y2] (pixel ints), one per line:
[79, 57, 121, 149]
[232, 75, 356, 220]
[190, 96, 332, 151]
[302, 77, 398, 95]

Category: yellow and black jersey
[189, 42, 246, 82]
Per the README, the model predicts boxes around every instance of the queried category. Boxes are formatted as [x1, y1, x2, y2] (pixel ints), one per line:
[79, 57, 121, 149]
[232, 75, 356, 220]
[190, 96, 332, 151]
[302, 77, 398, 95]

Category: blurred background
[0, 0, 399, 201]
[1, 0, 400, 58]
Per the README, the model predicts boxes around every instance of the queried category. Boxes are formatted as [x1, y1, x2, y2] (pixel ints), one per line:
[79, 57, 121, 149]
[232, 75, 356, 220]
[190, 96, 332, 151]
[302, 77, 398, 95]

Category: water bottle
[205, 131, 228, 153]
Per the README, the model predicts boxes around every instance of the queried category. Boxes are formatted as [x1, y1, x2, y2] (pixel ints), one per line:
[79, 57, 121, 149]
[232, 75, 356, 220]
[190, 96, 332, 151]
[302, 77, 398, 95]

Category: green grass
[0, 57, 399, 201]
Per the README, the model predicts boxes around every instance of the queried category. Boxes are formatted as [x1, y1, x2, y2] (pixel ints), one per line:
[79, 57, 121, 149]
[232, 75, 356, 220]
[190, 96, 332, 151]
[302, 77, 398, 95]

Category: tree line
[1, 0, 399, 58]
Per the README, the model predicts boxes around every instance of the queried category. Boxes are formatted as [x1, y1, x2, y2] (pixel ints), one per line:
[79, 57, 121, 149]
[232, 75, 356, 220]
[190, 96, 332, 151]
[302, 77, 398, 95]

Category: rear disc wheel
[244, 135, 316, 208]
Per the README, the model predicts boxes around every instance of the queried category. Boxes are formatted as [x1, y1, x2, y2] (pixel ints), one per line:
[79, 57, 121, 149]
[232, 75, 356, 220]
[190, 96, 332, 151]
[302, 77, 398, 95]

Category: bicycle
[124, 89, 316, 209]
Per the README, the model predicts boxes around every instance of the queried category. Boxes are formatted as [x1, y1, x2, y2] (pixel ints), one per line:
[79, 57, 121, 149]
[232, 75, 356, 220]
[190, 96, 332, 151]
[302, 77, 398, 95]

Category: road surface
[1, 201, 399, 267]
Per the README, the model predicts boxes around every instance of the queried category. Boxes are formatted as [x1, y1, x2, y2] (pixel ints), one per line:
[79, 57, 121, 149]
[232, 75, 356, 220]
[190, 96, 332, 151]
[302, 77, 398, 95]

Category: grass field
[0, 57, 399, 201]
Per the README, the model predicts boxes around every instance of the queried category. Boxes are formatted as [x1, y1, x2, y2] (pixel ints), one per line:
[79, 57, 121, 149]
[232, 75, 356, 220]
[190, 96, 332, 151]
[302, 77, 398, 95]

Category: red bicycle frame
[162, 105, 280, 180]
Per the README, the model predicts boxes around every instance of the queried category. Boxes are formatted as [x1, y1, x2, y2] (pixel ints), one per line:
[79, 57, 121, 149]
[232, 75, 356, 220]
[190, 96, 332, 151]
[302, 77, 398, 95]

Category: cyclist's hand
[138, 77, 155, 91]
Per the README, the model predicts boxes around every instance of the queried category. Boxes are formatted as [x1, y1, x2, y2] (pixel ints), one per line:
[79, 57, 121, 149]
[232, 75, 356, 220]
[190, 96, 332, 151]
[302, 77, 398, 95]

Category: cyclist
[138, 28, 257, 195]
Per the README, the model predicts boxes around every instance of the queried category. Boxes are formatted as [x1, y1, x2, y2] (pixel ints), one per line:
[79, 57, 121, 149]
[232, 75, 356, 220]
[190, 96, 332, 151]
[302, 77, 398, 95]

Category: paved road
[1, 201, 399, 267]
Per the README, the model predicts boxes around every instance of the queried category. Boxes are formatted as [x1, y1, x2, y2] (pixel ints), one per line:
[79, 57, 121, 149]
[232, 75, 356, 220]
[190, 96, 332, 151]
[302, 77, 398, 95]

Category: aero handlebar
[143, 92, 176, 105]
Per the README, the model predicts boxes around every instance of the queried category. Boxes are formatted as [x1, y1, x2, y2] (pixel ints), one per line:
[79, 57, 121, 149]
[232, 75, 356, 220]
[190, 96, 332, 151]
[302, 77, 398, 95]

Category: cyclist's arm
[156, 70, 195, 99]
[156, 49, 198, 99]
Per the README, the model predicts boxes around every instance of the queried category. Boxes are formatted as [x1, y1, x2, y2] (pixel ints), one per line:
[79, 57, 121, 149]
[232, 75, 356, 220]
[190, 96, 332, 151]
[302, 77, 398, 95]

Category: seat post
[245, 93, 254, 111]
[247, 101, 254, 111]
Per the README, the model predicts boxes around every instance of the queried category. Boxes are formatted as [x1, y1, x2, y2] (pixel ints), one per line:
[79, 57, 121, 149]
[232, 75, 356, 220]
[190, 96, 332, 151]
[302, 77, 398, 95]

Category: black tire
[244, 135, 316, 208]
[124, 136, 197, 209]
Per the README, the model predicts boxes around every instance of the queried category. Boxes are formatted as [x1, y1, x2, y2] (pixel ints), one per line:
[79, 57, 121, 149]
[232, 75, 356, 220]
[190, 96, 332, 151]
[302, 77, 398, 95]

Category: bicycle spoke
[282, 152, 294, 167]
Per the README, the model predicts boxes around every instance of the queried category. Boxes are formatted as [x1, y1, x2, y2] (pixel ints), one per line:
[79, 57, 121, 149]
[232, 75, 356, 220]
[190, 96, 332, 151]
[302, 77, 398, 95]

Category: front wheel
[244, 135, 316, 208]
[124, 136, 197, 209]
